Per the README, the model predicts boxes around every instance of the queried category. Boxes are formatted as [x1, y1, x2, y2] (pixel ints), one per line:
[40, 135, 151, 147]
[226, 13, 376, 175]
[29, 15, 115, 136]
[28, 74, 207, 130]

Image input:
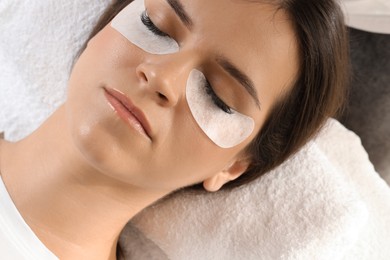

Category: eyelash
[204, 80, 233, 114]
[141, 11, 169, 37]
[140, 10, 232, 114]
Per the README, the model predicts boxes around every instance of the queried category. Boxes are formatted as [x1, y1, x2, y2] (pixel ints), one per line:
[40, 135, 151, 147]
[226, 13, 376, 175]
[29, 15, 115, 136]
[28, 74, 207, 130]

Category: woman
[0, 0, 349, 258]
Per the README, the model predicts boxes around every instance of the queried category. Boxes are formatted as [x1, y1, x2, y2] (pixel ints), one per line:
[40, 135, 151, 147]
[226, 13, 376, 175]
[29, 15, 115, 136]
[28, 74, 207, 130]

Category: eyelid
[205, 79, 233, 114]
[141, 10, 171, 38]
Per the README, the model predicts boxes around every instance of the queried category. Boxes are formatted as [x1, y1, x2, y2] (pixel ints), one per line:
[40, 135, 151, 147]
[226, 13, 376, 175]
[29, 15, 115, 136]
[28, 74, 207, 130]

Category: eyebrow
[166, 0, 193, 29]
[217, 56, 261, 109]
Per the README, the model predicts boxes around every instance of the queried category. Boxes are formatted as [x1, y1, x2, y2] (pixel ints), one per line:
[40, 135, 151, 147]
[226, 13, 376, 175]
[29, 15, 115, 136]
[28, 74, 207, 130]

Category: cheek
[86, 26, 142, 71]
[64, 37, 141, 169]
[151, 114, 247, 188]
[65, 24, 144, 118]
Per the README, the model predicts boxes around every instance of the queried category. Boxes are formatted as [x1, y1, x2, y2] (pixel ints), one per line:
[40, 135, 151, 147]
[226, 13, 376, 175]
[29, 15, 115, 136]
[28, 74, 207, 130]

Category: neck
[0, 106, 169, 259]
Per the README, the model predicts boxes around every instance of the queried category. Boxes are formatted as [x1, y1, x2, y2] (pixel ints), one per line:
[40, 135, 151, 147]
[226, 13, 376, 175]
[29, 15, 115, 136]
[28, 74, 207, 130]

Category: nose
[135, 54, 193, 107]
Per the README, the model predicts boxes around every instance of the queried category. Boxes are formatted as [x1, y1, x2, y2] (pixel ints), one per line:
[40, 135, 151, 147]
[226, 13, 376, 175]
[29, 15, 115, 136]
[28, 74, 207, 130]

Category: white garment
[0, 175, 58, 259]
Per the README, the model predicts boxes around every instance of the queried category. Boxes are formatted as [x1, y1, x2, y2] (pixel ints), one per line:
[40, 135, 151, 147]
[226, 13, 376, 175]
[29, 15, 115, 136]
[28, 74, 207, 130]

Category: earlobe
[203, 175, 226, 192]
[203, 159, 250, 192]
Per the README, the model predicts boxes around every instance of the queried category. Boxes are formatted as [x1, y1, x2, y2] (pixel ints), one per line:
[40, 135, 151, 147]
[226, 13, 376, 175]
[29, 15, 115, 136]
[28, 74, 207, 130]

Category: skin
[0, 0, 298, 258]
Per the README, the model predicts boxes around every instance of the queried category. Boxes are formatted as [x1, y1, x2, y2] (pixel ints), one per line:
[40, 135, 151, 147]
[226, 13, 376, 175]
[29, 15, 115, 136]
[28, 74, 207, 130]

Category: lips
[103, 87, 152, 140]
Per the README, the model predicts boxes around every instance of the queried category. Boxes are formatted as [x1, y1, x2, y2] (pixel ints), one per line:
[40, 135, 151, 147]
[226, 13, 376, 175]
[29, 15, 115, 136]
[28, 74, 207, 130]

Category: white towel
[341, 0, 390, 34]
[0, 0, 111, 140]
[1, 1, 389, 259]
[120, 119, 390, 259]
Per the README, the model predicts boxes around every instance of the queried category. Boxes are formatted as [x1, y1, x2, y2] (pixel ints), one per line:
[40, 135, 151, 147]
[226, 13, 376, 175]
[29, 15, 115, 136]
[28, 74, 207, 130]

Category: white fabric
[0, 176, 58, 259]
[122, 119, 390, 259]
[341, 0, 390, 34]
[0, 0, 389, 259]
[0, 0, 112, 141]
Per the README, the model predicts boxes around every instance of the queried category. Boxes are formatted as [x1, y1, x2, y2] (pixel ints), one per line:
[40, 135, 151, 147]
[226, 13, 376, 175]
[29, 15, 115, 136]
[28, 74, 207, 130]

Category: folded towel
[1, 1, 389, 259]
[0, 0, 111, 140]
[120, 119, 390, 259]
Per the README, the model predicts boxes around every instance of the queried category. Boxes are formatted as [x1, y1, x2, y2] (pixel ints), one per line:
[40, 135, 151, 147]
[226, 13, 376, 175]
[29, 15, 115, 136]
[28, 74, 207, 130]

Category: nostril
[137, 70, 148, 83]
[157, 92, 168, 102]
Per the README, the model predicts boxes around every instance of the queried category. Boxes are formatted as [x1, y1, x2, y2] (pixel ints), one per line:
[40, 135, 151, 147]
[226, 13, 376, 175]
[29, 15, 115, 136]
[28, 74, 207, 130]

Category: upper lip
[104, 87, 152, 139]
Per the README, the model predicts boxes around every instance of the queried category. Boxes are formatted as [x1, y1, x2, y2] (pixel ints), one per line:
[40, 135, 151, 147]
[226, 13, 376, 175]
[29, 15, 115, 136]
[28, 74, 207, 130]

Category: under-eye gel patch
[186, 69, 255, 148]
[110, 0, 179, 55]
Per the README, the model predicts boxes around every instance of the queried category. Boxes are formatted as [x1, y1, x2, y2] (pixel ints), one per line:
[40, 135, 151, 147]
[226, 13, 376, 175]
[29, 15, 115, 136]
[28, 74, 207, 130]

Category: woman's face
[66, 0, 298, 192]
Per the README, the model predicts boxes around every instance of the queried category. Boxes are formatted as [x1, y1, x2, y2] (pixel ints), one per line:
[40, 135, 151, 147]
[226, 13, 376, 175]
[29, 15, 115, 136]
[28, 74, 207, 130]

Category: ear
[203, 158, 250, 192]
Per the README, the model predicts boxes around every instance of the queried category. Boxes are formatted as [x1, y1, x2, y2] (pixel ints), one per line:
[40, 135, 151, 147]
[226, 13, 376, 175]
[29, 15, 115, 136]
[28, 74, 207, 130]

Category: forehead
[196, 0, 296, 104]
[148, 0, 299, 112]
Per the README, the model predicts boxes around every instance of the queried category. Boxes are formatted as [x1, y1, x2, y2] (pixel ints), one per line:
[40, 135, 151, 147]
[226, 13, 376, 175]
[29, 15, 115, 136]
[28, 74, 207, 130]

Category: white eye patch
[186, 69, 255, 148]
[110, 0, 179, 55]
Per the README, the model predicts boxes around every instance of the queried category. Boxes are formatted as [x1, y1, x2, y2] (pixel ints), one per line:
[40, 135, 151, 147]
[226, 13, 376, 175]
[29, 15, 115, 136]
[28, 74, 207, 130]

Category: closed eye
[141, 11, 170, 38]
[140, 9, 232, 114]
[204, 80, 233, 114]
[111, 1, 179, 55]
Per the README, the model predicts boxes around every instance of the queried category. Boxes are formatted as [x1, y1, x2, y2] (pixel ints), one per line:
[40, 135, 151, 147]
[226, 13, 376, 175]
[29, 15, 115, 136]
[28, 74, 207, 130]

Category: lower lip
[104, 90, 150, 139]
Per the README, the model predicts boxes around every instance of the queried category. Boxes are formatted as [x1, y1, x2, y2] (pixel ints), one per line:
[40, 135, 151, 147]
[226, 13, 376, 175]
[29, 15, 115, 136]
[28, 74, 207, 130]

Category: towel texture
[0, 1, 389, 259]
[0, 0, 111, 140]
[120, 119, 390, 259]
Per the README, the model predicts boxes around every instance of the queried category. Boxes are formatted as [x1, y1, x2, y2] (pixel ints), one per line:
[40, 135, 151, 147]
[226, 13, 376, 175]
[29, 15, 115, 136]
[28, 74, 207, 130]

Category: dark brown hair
[79, 0, 349, 190]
